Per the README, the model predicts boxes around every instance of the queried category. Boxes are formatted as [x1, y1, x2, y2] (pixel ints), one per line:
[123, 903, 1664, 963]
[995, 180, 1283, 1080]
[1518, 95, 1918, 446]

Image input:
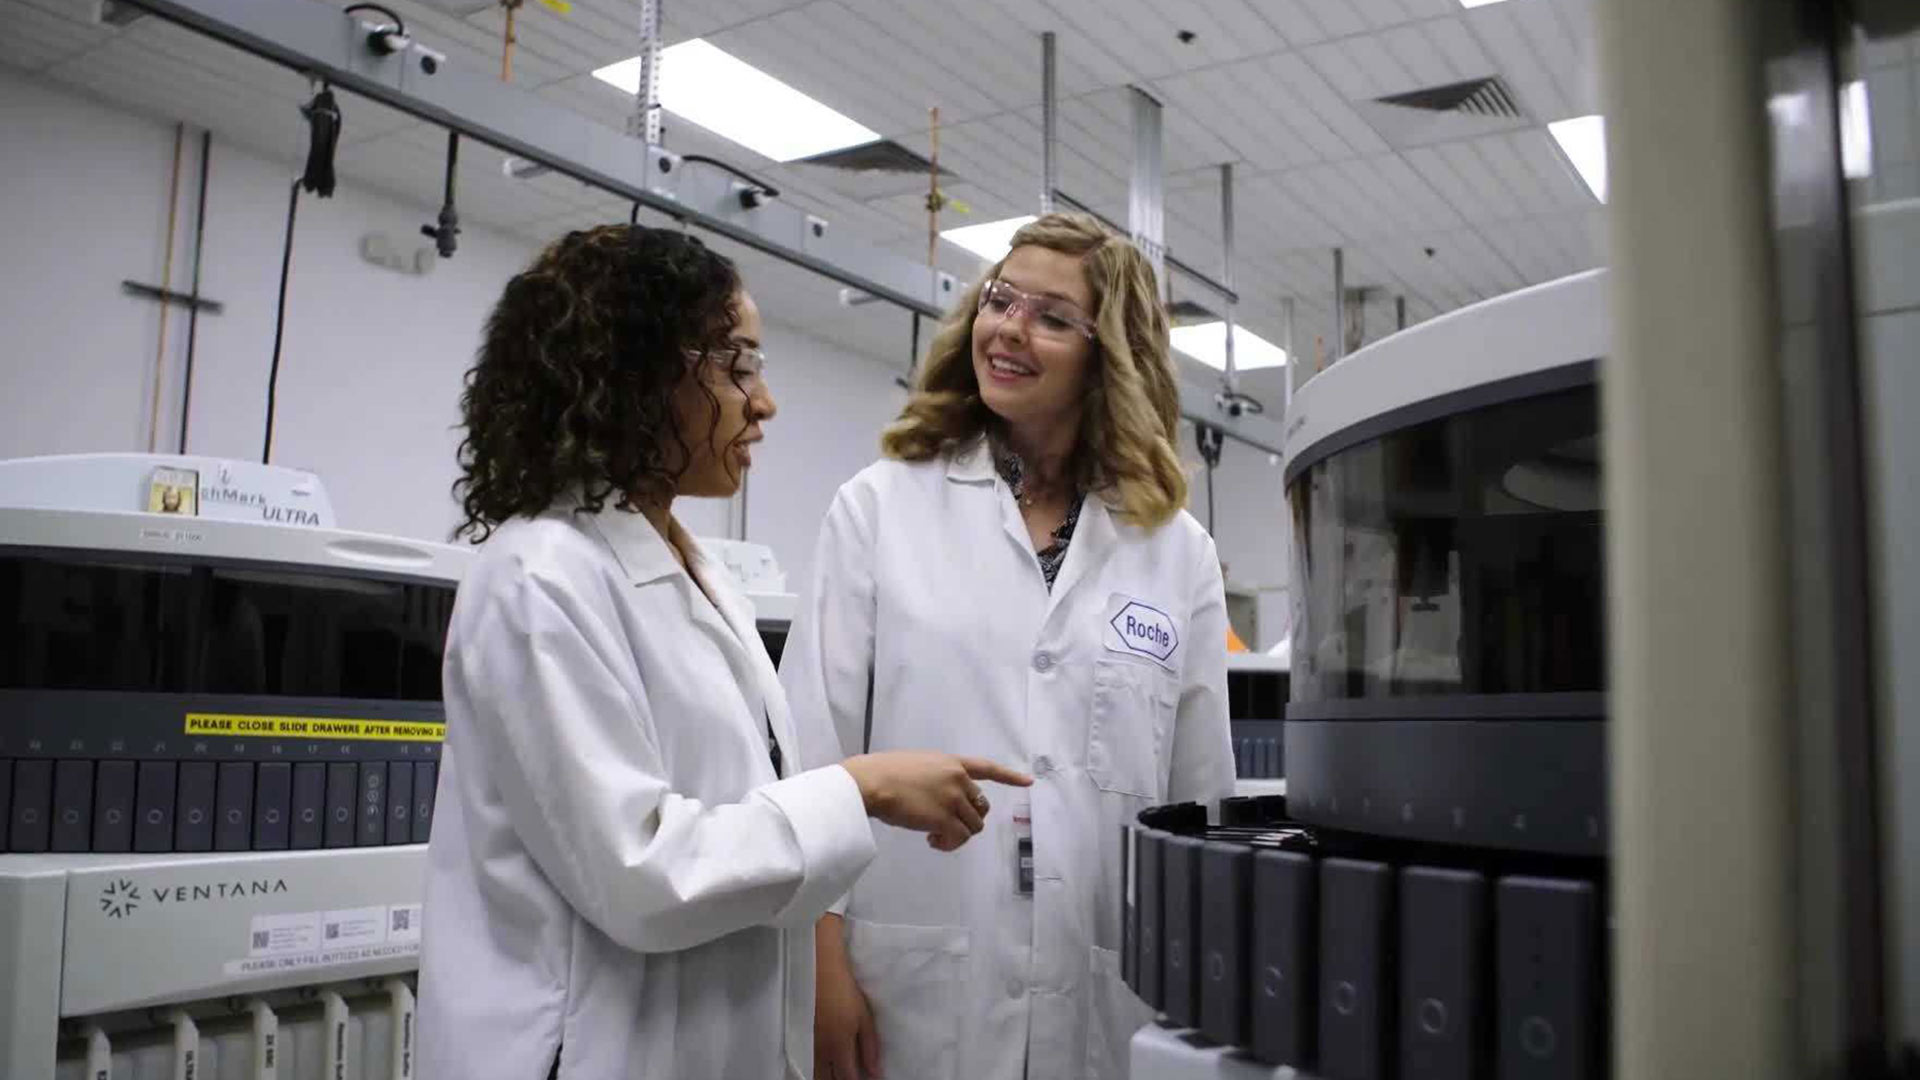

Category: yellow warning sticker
[184, 714, 446, 743]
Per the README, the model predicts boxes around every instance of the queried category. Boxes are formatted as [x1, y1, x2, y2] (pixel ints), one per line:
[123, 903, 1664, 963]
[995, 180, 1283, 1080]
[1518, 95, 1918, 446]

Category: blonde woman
[781, 213, 1235, 1080]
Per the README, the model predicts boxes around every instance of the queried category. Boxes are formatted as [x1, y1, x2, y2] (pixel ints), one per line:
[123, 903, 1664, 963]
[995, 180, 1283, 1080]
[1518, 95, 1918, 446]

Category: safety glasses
[976, 279, 1097, 341]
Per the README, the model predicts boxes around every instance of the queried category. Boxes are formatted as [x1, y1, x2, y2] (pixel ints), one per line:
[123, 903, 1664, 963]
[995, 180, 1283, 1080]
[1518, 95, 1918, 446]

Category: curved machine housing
[1282, 270, 1608, 858]
[1122, 272, 1613, 1080]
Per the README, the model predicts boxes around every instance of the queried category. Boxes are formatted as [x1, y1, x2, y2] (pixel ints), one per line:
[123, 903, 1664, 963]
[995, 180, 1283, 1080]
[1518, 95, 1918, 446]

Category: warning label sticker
[223, 941, 419, 978]
[184, 714, 445, 743]
[227, 904, 424, 977]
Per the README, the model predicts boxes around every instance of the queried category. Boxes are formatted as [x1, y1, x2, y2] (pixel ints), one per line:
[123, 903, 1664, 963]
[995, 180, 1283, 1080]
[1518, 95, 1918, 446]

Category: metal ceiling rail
[121, 0, 960, 318]
[118, 0, 1286, 453]
[1049, 190, 1242, 308]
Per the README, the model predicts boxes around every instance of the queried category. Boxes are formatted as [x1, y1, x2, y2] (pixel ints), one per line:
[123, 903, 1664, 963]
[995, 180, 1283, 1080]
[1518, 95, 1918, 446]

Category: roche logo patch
[100, 878, 141, 919]
[1111, 601, 1178, 662]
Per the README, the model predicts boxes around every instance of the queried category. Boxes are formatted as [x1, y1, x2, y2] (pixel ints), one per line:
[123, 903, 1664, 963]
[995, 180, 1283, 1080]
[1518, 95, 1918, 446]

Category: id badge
[1013, 799, 1034, 897]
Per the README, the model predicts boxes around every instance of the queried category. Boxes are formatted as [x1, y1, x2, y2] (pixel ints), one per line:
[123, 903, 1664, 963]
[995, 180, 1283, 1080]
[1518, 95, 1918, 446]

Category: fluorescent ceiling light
[1171, 322, 1289, 372]
[1459, 0, 1515, 7]
[1840, 79, 1873, 179]
[592, 40, 878, 162]
[1549, 114, 1608, 202]
[941, 216, 1037, 262]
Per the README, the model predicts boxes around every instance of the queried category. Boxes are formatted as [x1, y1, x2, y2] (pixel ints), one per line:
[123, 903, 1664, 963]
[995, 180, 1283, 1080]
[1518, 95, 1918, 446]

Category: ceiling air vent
[790, 139, 955, 202]
[1374, 76, 1523, 120]
[1355, 75, 1530, 149]
[795, 139, 947, 176]
[1167, 299, 1219, 326]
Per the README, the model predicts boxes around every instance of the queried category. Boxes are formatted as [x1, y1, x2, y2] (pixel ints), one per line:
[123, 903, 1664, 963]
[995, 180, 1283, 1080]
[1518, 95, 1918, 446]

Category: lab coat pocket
[845, 918, 970, 1080]
[1087, 659, 1176, 799]
[1085, 945, 1155, 1079]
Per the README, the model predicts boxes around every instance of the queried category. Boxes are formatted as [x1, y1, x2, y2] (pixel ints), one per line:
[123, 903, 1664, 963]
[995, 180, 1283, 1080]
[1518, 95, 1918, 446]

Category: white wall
[0, 67, 907, 585]
[1181, 418, 1293, 650]
[0, 70, 185, 461]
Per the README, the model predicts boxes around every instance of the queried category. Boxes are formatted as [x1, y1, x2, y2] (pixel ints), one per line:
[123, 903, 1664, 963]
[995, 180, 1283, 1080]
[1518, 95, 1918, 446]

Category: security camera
[1215, 390, 1265, 419]
[415, 46, 445, 75]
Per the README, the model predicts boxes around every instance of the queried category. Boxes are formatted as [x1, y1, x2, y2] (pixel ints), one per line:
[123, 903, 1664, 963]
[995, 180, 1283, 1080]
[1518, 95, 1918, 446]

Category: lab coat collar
[579, 499, 799, 778]
[948, 436, 1121, 606]
[945, 435, 995, 483]
[578, 498, 686, 587]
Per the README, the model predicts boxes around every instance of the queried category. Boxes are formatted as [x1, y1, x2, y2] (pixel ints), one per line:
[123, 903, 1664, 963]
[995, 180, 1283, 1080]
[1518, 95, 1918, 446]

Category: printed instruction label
[228, 904, 422, 977]
[185, 713, 445, 743]
[249, 911, 322, 958]
[323, 906, 388, 949]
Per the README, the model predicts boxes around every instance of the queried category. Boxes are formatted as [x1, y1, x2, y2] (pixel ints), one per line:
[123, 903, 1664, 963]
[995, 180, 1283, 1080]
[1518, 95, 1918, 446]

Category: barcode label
[386, 903, 423, 945]
[249, 912, 321, 958]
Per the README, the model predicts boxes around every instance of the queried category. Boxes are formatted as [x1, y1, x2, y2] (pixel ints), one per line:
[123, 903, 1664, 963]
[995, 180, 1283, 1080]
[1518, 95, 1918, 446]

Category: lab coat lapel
[585, 507, 777, 756]
[685, 540, 796, 777]
[946, 438, 1037, 569]
[1047, 495, 1117, 615]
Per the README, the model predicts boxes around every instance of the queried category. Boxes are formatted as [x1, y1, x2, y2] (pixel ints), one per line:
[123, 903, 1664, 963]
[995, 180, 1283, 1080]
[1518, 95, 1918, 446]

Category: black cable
[909, 313, 921, 378]
[177, 130, 212, 454]
[299, 86, 341, 197]
[422, 131, 461, 258]
[341, 3, 405, 35]
[1195, 422, 1225, 534]
[680, 154, 779, 207]
[630, 201, 641, 225]
[262, 180, 300, 464]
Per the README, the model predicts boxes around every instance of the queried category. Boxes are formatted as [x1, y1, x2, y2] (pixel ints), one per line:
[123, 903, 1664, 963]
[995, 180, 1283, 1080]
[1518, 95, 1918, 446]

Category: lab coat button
[1033, 755, 1054, 775]
[1032, 651, 1054, 673]
[1007, 978, 1025, 997]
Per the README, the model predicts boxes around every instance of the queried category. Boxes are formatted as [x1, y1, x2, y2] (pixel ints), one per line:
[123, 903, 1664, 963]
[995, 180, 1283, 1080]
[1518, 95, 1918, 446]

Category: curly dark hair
[453, 225, 742, 541]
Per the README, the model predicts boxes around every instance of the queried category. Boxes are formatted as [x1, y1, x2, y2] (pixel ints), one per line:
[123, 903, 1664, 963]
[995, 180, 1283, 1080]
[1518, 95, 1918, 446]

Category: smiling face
[970, 244, 1100, 435]
[670, 289, 776, 499]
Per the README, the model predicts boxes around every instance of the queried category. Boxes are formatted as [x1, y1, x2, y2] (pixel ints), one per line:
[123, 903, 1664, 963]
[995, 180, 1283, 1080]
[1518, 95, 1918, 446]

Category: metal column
[1219, 163, 1237, 392]
[1128, 87, 1166, 281]
[628, 0, 662, 146]
[1282, 297, 1296, 413]
[1331, 248, 1345, 363]
[1040, 32, 1057, 216]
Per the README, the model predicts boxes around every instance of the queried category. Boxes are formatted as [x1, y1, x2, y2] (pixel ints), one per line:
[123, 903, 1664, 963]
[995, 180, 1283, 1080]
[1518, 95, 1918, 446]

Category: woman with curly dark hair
[416, 225, 1028, 1080]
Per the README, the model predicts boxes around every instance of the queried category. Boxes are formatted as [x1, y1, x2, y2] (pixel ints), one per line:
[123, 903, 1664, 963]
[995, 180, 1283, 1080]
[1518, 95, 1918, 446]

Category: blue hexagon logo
[1111, 601, 1178, 662]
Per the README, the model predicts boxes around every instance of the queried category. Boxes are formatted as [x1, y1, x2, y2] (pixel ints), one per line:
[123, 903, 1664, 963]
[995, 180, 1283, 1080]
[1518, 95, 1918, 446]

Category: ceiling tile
[1267, 52, 1391, 160]
[1421, 17, 1496, 81]
[1250, 0, 1333, 47]
[1351, 0, 1416, 31]
[1403, 143, 1497, 221]
[1466, 133, 1555, 215]
[1297, 0, 1371, 38]
[1462, 1, 1570, 119]
[1380, 23, 1462, 87]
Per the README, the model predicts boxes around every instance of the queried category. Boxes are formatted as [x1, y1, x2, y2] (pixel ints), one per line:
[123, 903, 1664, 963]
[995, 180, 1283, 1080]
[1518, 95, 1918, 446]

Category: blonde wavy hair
[881, 213, 1188, 528]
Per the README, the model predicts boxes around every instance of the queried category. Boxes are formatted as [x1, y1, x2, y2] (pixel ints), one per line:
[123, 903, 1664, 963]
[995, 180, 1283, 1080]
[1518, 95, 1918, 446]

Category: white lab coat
[418, 501, 876, 1080]
[781, 439, 1236, 1080]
